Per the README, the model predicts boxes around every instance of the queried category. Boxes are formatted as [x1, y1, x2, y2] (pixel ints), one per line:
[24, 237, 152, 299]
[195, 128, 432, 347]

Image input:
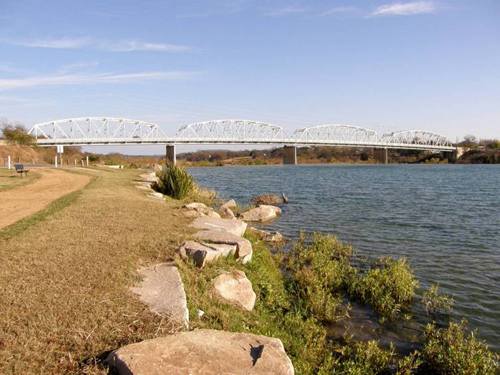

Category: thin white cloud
[320, 6, 357, 16]
[371, 1, 436, 16]
[0, 71, 198, 91]
[265, 6, 307, 17]
[105, 41, 191, 52]
[2, 37, 191, 52]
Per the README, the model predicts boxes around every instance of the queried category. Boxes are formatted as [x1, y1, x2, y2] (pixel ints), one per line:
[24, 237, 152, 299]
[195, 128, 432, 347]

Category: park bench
[14, 163, 29, 177]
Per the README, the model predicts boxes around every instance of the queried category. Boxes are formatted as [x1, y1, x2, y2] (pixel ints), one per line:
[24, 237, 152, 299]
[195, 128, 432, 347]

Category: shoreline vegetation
[0, 164, 498, 373]
[154, 165, 499, 374]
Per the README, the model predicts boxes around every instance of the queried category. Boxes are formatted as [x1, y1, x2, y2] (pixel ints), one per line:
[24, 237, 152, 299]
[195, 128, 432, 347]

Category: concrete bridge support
[448, 147, 465, 163]
[283, 145, 297, 165]
[374, 148, 389, 164]
[166, 144, 176, 165]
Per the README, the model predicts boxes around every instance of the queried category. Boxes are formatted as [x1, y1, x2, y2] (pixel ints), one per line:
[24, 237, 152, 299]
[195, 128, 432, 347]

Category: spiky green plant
[152, 165, 194, 199]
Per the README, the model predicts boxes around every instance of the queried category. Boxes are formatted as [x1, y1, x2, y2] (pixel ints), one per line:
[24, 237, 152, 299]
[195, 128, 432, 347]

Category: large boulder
[213, 270, 256, 311]
[130, 264, 189, 330]
[178, 240, 235, 268]
[106, 329, 294, 375]
[190, 216, 247, 237]
[240, 205, 281, 222]
[195, 230, 252, 264]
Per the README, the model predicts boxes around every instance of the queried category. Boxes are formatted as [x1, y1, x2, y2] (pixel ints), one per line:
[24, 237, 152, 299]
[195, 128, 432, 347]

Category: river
[189, 164, 500, 351]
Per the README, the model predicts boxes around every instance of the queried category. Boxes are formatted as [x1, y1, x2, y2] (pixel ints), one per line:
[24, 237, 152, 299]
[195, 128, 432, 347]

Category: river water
[189, 164, 500, 351]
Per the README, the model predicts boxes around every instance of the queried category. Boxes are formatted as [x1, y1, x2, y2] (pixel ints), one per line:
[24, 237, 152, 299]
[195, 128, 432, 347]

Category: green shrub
[152, 165, 194, 199]
[421, 321, 499, 375]
[334, 340, 395, 375]
[285, 233, 353, 322]
[348, 257, 418, 321]
[422, 284, 454, 316]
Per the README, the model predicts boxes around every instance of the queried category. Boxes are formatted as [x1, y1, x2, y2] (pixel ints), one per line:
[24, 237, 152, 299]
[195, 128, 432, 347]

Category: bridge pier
[166, 144, 176, 165]
[374, 148, 389, 164]
[283, 145, 297, 165]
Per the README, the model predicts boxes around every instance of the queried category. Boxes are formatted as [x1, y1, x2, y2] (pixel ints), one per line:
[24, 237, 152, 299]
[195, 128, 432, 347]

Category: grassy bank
[0, 168, 192, 374]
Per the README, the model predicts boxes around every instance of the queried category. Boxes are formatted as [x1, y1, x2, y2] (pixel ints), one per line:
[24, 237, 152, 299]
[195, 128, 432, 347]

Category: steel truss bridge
[29, 117, 455, 152]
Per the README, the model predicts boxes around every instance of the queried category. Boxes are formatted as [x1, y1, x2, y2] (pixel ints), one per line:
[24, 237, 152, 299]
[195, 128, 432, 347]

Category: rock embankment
[107, 329, 294, 375]
[121, 183, 293, 374]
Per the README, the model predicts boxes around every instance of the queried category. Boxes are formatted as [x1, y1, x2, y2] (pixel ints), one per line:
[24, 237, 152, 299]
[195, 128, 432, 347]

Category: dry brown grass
[0, 168, 191, 374]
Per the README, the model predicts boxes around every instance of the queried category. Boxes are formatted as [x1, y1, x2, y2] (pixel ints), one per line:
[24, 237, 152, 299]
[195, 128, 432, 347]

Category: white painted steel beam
[29, 117, 455, 152]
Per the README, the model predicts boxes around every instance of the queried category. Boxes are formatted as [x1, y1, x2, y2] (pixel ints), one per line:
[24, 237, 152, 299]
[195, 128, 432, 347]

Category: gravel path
[0, 168, 91, 229]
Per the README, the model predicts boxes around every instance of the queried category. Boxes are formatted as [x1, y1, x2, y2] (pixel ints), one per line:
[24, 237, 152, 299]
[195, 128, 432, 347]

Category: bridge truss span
[29, 117, 164, 143]
[29, 117, 455, 152]
[381, 130, 453, 148]
[293, 124, 380, 146]
[176, 119, 285, 143]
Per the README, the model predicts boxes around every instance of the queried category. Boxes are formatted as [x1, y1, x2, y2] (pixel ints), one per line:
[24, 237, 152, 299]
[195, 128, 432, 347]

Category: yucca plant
[152, 164, 194, 199]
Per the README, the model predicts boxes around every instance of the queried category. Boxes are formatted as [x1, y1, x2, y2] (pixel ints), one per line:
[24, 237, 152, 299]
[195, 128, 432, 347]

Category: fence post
[55, 155, 58, 168]
[86, 156, 89, 167]
[7, 155, 11, 169]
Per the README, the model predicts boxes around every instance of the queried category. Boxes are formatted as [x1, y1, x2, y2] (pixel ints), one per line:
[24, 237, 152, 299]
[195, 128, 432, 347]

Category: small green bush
[152, 165, 194, 199]
[422, 284, 454, 316]
[334, 340, 395, 375]
[285, 233, 353, 322]
[348, 257, 418, 321]
[421, 321, 499, 375]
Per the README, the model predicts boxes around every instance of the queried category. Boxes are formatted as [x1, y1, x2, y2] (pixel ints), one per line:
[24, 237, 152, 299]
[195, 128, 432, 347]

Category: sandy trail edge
[0, 168, 91, 229]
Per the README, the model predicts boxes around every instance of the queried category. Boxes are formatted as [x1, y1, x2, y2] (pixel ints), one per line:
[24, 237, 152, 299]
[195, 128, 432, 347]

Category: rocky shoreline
[111, 172, 292, 374]
[118, 171, 499, 375]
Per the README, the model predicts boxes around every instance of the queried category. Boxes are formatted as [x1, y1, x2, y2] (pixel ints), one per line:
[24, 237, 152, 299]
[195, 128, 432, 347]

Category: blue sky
[0, 0, 499, 153]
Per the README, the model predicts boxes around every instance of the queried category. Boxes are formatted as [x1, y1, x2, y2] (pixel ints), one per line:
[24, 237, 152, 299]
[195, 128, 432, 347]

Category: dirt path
[0, 168, 91, 229]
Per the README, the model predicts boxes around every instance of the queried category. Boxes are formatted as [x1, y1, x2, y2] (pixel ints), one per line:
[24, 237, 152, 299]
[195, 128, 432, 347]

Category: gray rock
[202, 242, 237, 257]
[195, 230, 252, 264]
[213, 270, 256, 311]
[239, 205, 281, 222]
[106, 329, 295, 375]
[190, 216, 247, 237]
[130, 264, 189, 330]
[178, 240, 227, 268]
